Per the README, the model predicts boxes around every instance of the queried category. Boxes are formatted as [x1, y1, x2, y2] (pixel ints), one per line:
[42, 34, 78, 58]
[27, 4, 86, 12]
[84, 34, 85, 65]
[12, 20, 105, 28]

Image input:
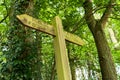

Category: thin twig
[0, 14, 8, 23]
[71, 17, 86, 33]
[0, 0, 9, 23]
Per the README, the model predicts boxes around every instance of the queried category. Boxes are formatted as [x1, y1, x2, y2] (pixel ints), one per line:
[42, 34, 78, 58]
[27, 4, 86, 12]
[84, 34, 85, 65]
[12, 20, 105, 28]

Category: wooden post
[53, 16, 72, 80]
[16, 14, 84, 46]
[16, 14, 85, 80]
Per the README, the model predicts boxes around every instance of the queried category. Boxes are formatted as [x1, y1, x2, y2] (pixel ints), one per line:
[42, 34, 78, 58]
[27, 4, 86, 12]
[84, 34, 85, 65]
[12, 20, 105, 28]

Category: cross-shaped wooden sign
[17, 14, 84, 80]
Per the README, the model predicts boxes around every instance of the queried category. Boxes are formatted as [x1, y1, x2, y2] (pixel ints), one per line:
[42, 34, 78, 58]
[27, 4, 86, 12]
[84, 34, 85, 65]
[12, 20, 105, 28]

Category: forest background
[0, 0, 120, 80]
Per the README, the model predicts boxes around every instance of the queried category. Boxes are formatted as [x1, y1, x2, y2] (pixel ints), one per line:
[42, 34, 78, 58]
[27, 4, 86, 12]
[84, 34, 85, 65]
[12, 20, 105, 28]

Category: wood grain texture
[16, 14, 84, 46]
[53, 16, 72, 80]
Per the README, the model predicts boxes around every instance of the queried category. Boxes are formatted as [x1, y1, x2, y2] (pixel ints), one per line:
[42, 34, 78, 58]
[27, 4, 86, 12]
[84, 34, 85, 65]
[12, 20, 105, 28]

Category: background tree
[83, 0, 117, 79]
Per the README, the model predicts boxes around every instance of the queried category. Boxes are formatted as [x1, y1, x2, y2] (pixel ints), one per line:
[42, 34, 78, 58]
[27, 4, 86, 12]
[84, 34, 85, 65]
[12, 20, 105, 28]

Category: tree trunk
[71, 63, 76, 80]
[93, 22, 117, 80]
[6, 0, 41, 79]
[32, 32, 42, 80]
[50, 58, 56, 80]
[32, 1, 43, 78]
[83, 0, 117, 79]
[67, 43, 76, 80]
[86, 53, 92, 79]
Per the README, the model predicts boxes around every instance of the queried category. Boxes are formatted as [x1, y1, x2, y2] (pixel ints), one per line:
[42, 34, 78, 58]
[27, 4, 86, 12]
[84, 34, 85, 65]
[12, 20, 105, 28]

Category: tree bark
[32, 1, 43, 79]
[93, 22, 117, 80]
[83, 0, 117, 80]
[86, 53, 92, 79]
[50, 58, 56, 80]
[67, 43, 76, 80]
[7, 0, 40, 79]
[71, 63, 76, 80]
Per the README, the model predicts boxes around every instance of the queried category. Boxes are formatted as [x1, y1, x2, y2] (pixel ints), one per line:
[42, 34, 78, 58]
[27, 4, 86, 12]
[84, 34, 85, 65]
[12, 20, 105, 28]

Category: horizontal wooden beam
[16, 14, 84, 46]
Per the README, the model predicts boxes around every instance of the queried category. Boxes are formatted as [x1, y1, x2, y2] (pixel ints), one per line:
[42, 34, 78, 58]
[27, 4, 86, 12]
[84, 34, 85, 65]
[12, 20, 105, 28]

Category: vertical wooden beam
[53, 16, 72, 80]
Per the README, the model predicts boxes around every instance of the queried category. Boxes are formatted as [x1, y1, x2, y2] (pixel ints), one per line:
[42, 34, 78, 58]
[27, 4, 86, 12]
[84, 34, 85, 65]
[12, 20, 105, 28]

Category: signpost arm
[16, 14, 84, 46]
[53, 16, 72, 80]
[16, 14, 85, 80]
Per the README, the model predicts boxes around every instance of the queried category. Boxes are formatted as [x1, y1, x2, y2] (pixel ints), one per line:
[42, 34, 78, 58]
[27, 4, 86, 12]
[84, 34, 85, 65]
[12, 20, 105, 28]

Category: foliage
[0, 0, 120, 80]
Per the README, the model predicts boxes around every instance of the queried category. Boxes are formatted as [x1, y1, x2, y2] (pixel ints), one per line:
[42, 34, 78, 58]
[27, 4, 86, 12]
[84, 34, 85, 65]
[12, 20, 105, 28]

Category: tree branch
[100, 0, 115, 27]
[93, 6, 106, 14]
[83, 0, 96, 32]
[71, 17, 85, 33]
[0, 0, 9, 23]
[0, 14, 8, 23]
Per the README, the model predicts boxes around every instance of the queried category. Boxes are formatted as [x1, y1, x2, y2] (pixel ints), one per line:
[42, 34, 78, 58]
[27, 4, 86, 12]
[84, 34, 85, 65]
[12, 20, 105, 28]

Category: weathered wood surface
[17, 14, 84, 46]
[53, 16, 72, 80]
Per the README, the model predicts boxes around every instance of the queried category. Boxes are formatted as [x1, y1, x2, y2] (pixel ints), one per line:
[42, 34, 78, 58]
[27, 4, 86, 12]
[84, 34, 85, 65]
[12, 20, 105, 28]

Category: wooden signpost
[17, 14, 84, 80]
